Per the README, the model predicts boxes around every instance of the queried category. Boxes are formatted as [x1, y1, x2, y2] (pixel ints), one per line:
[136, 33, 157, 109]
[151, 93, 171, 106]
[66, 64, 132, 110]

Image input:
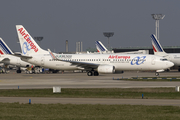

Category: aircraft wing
[48, 49, 99, 69]
[66, 61, 99, 69]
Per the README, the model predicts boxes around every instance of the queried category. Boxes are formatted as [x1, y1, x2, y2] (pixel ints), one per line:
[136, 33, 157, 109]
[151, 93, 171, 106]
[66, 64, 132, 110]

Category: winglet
[48, 49, 56, 59]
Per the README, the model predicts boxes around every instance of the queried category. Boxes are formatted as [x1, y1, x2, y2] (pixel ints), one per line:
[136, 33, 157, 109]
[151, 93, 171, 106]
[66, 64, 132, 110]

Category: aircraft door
[17, 59, 21, 66]
[97, 58, 102, 63]
[151, 57, 156, 65]
[41, 57, 45, 66]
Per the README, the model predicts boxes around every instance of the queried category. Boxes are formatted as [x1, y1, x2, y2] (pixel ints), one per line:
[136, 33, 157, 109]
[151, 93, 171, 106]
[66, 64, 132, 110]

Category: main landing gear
[16, 67, 21, 73]
[87, 71, 99, 76]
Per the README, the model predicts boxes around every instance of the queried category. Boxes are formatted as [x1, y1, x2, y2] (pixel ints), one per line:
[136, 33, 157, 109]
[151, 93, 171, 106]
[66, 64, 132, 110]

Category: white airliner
[15, 25, 174, 76]
[151, 34, 180, 71]
[0, 38, 32, 73]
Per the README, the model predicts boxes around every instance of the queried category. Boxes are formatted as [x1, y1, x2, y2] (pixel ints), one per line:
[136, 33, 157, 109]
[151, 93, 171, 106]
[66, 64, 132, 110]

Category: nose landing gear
[155, 72, 159, 76]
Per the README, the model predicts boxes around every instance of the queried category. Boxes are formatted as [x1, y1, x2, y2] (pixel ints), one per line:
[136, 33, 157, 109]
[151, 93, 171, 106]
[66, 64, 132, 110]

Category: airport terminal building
[113, 46, 180, 54]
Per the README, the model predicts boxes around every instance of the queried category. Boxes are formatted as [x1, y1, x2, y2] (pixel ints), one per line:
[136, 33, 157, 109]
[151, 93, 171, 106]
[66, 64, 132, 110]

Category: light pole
[103, 32, 114, 50]
[151, 14, 165, 41]
[34, 37, 43, 46]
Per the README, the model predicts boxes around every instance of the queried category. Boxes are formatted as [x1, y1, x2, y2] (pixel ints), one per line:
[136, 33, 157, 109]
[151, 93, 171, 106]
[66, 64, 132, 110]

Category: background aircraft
[95, 41, 110, 53]
[151, 34, 180, 71]
[0, 38, 34, 73]
[15, 25, 174, 76]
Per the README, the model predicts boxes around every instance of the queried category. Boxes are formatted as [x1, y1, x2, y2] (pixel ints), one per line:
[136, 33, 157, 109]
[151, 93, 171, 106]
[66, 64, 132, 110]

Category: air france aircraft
[95, 41, 109, 53]
[15, 25, 174, 76]
[0, 38, 32, 73]
[151, 34, 180, 71]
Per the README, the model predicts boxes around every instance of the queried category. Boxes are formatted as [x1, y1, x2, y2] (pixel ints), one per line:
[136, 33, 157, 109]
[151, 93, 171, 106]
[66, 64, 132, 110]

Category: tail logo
[151, 34, 163, 52]
[22, 41, 31, 54]
[18, 28, 38, 53]
[131, 56, 146, 65]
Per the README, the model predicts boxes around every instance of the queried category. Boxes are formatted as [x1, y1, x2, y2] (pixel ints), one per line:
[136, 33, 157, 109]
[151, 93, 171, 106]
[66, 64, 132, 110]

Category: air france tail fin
[151, 34, 167, 56]
[0, 38, 13, 55]
[95, 41, 108, 53]
[16, 25, 46, 55]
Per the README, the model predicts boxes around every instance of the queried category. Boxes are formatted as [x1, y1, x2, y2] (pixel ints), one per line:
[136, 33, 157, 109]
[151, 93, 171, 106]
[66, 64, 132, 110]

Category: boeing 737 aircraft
[0, 38, 32, 73]
[151, 34, 180, 71]
[15, 25, 174, 76]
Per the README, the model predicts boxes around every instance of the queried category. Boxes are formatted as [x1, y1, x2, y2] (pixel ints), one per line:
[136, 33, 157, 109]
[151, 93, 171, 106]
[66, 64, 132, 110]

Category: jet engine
[97, 65, 115, 73]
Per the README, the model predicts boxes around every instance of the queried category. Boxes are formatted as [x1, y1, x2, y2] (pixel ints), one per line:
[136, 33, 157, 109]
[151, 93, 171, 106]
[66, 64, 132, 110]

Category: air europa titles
[18, 28, 38, 52]
[108, 55, 130, 59]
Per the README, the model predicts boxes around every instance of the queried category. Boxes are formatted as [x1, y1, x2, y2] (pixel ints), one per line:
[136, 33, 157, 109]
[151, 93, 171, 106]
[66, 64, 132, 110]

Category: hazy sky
[0, 0, 180, 52]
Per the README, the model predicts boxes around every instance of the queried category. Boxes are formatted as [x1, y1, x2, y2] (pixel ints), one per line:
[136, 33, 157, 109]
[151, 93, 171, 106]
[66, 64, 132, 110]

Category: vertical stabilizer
[16, 25, 46, 55]
[95, 41, 108, 53]
[0, 38, 13, 55]
[151, 34, 167, 56]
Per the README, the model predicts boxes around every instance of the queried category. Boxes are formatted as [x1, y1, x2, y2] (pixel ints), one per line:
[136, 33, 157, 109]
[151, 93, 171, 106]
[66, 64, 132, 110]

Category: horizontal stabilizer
[0, 57, 9, 62]
[12, 52, 32, 59]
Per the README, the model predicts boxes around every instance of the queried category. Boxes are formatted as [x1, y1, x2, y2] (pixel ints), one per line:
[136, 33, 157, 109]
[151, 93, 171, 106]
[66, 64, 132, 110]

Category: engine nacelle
[97, 65, 115, 73]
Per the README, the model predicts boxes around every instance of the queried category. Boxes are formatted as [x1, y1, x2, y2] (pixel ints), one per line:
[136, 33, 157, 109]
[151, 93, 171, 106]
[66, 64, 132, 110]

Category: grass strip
[0, 88, 180, 99]
[0, 102, 180, 120]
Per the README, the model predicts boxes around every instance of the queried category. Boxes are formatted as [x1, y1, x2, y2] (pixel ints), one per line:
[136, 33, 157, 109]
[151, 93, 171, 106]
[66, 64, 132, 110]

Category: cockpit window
[160, 58, 168, 61]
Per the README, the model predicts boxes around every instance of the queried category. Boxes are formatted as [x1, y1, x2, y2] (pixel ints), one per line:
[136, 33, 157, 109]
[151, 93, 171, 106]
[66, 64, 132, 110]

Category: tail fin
[95, 41, 108, 53]
[151, 34, 167, 56]
[16, 25, 46, 55]
[0, 38, 13, 55]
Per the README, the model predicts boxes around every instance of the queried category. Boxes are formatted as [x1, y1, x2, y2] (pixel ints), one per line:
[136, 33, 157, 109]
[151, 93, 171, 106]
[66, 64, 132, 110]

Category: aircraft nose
[167, 61, 174, 68]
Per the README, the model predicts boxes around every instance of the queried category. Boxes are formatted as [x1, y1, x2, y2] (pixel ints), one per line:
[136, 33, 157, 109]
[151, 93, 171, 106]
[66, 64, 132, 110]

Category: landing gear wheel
[16, 70, 21, 73]
[155, 72, 159, 76]
[94, 71, 99, 76]
[87, 71, 93, 76]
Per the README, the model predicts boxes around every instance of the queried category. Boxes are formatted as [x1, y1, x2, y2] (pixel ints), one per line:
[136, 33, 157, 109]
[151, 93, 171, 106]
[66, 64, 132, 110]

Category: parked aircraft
[151, 34, 180, 71]
[95, 41, 110, 53]
[0, 38, 33, 73]
[15, 25, 174, 76]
